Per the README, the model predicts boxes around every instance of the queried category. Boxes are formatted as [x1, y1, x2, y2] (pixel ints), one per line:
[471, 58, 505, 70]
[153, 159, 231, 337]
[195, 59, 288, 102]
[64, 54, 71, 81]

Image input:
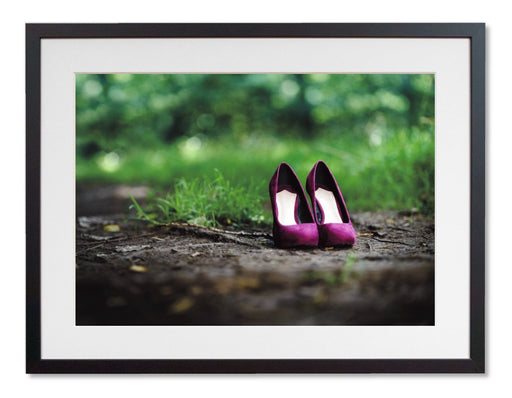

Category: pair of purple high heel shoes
[269, 160, 356, 248]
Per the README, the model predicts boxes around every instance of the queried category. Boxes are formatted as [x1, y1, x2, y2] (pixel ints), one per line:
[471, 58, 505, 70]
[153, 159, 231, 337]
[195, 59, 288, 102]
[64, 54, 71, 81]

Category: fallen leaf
[129, 264, 147, 273]
[170, 297, 194, 313]
[236, 277, 260, 290]
[104, 224, 121, 232]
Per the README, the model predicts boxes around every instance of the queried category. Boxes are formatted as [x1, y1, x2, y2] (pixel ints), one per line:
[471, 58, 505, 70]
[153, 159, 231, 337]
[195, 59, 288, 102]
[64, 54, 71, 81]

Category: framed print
[26, 23, 485, 373]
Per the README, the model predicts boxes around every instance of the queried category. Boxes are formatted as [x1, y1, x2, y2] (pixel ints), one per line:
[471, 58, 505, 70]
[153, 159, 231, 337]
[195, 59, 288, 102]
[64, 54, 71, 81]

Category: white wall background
[0, 1, 508, 397]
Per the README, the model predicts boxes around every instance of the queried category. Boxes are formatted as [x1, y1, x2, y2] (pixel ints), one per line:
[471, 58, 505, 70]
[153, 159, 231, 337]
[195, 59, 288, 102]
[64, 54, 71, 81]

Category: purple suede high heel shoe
[306, 160, 356, 246]
[269, 162, 319, 248]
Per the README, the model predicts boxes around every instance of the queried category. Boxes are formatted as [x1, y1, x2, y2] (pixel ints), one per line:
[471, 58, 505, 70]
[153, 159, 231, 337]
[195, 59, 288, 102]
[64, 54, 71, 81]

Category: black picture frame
[26, 23, 485, 374]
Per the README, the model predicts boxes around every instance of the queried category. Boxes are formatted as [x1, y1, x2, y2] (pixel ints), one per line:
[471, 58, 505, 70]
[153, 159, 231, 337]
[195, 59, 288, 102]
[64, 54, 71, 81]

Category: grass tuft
[130, 170, 268, 228]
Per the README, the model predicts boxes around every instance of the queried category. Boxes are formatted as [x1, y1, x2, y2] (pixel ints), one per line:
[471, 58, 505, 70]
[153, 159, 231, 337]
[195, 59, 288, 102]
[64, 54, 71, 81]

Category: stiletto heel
[306, 160, 356, 246]
[269, 162, 319, 248]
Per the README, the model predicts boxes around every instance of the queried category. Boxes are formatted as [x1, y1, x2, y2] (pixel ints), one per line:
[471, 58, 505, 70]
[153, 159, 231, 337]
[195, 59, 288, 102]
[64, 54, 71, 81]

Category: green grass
[78, 128, 434, 225]
[130, 170, 267, 227]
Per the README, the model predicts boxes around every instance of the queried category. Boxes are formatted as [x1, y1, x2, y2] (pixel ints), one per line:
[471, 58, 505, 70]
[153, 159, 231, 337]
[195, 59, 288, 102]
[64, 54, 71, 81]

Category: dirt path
[76, 186, 434, 325]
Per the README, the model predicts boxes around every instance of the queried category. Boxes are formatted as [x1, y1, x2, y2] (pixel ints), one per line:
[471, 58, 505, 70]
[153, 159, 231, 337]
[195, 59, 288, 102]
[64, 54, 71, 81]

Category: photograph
[75, 72, 435, 326]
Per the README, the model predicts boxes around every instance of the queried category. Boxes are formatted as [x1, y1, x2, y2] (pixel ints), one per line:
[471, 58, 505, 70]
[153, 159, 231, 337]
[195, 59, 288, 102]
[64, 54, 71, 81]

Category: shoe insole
[276, 190, 298, 226]
[315, 188, 344, 224]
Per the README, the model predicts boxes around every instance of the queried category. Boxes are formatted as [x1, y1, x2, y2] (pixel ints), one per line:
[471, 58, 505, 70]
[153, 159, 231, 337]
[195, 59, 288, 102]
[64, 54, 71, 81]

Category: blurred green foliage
[76, 73, 434, 218]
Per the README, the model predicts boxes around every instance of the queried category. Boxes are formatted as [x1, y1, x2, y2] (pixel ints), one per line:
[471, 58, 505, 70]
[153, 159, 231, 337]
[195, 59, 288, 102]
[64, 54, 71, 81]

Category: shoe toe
[273, 223, 319, 248]
[318, 223, 356, 246]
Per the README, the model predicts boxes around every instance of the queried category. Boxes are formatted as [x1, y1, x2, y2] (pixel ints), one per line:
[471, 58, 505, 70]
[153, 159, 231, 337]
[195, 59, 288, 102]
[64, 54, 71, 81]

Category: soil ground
[76, 185, 434, 325]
